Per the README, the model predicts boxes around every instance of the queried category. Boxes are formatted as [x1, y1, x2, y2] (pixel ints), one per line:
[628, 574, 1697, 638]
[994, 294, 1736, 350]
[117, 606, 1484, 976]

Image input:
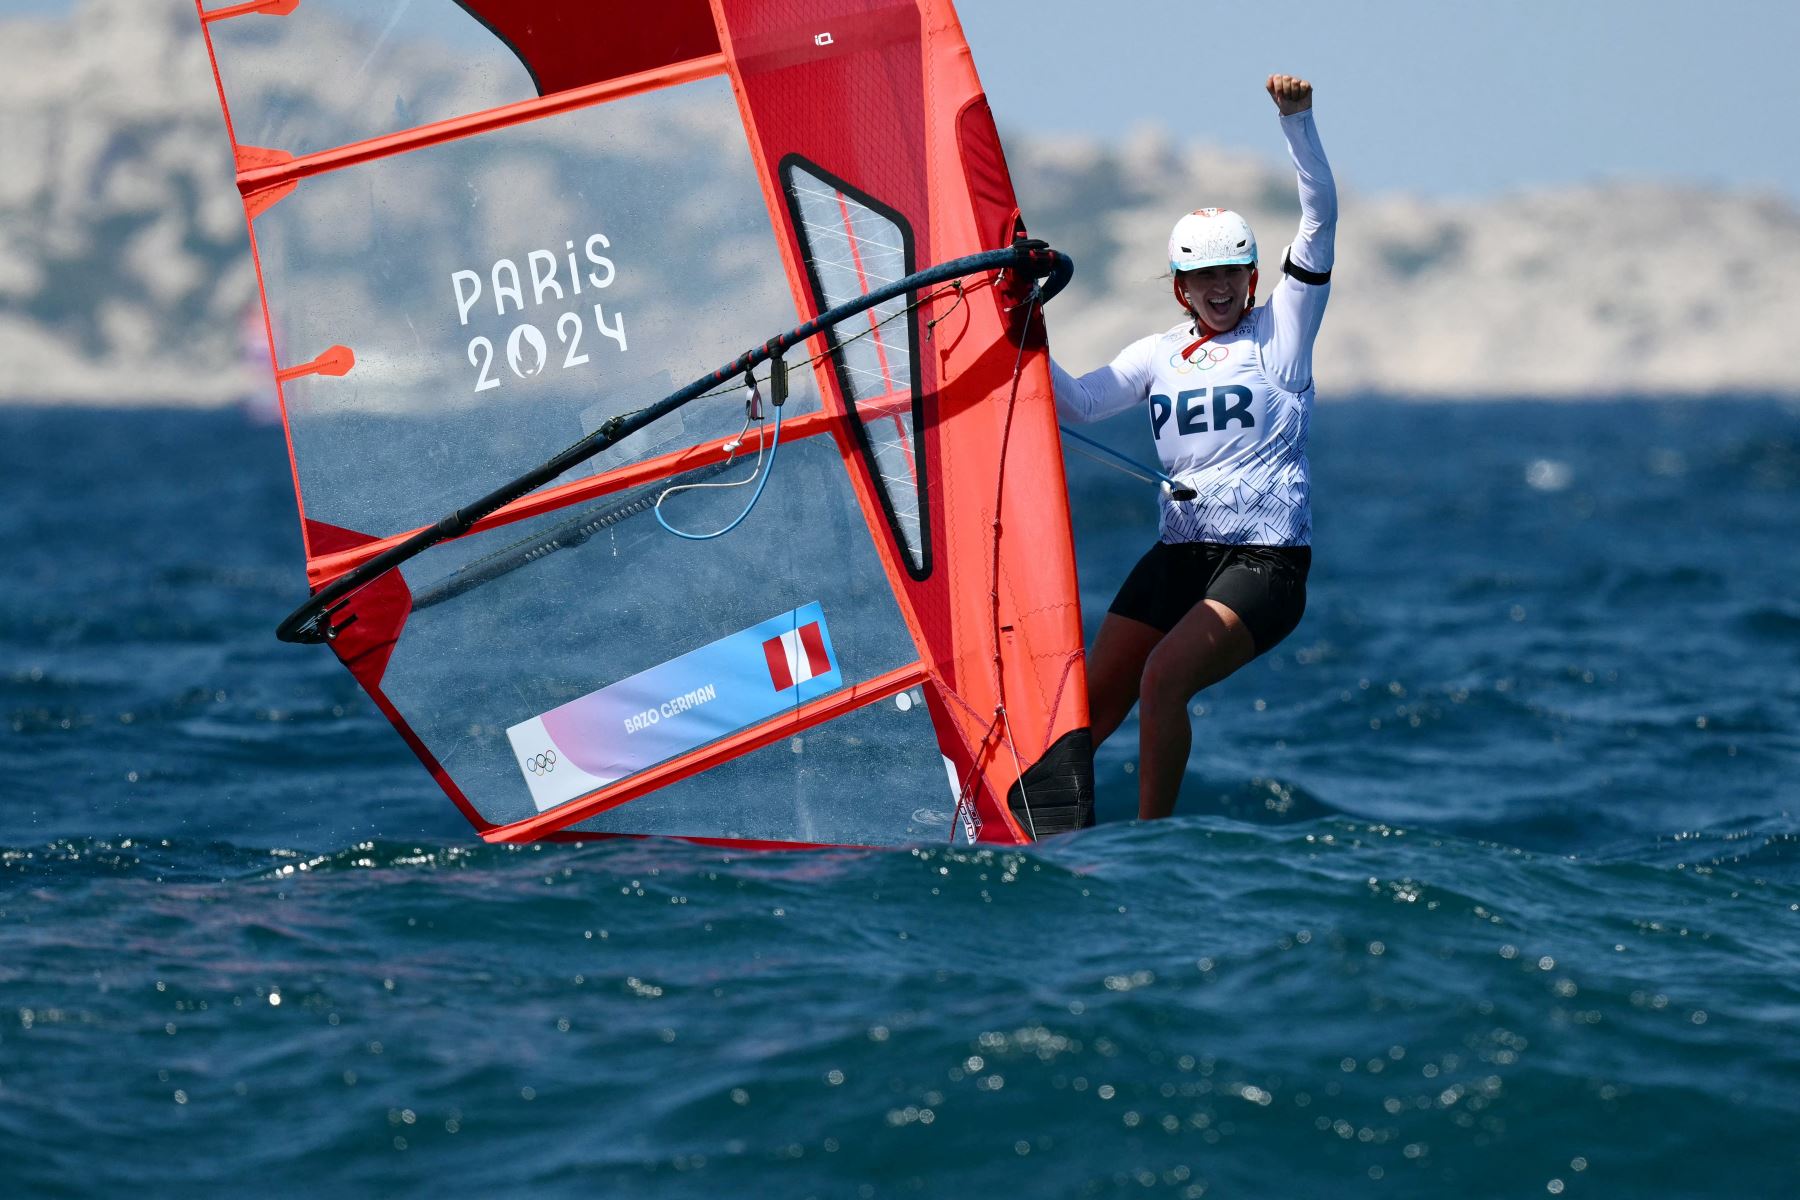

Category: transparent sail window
[252, 77, 810, 538]
[780, 157, 929, 577]
[204, 0, 543, 157]
[377, 434, 924, 830]
[569, 687, 957, 846]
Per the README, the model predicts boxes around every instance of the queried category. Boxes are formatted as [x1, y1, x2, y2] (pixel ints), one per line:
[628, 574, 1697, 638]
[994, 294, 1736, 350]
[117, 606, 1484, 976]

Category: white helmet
[1167, 208, 1257, 273]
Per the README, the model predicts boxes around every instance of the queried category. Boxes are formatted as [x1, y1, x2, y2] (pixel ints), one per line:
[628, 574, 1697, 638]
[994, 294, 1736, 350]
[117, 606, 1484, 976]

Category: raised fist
[1267, 74, 1313, 115]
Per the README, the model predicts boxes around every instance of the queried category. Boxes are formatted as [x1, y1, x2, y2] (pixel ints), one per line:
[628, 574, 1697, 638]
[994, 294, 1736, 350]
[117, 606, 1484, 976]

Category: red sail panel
[453, 0, 721, 95]
[712, 0, 1090, 840]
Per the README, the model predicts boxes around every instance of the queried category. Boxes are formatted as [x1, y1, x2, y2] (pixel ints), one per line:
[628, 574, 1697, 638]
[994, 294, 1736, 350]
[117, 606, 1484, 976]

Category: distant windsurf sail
[194, 0, 1093, 847]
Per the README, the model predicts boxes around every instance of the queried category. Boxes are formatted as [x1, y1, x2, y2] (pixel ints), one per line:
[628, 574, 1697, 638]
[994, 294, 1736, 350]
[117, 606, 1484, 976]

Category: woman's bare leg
[1085, 613, 1165, 748]
[1136, 600, 1256, 819]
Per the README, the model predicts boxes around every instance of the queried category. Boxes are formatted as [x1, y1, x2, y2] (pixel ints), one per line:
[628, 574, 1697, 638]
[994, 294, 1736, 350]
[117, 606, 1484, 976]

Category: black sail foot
[1005, 728, 1095, 839]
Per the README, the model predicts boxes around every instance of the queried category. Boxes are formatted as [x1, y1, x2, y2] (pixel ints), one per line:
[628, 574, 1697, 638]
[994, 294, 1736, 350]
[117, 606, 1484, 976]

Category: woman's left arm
[1264, 75, 1337, 393]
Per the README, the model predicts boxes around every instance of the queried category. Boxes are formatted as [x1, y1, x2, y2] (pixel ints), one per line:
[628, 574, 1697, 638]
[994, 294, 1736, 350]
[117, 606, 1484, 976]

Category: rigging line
[409, 458, 740, 611]
[1058, 425, 1198, 500]
[547, 280, 959, 462]
[988, 291, 1041, 707]
[997, 705, 1037, 841]
[1036, 648, 1087, 757]
[557, 287, 939, 458]
[654, 391, 784, 540]
[924, 281, 964, 341]
[976, 294, 1041, 842]
[1061, 438, 1160, 484]
[984, 288, 1054, 841]
[949, 709, 1004, 846]
[835, 360, 913, 389]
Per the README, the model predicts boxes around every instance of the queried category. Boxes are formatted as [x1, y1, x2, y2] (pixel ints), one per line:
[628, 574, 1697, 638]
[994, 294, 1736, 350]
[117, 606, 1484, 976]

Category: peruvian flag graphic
[762, 621, 831, 692]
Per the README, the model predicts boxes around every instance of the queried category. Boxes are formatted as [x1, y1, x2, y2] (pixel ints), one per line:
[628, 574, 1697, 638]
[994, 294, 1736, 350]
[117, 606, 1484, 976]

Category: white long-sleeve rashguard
[1052, 109, 1337, 547]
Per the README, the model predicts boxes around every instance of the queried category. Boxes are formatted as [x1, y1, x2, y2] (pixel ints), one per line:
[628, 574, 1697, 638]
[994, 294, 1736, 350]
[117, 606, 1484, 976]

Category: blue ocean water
[3, 399, 1797, 1198]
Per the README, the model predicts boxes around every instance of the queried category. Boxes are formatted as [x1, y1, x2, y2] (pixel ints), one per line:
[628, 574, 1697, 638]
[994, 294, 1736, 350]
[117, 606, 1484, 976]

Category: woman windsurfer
[1051, 74, 1336, 820]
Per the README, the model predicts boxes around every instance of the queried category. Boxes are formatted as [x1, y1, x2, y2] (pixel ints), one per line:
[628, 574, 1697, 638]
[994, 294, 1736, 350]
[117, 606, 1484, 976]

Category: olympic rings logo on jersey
[1169, 345, 1229, 374]
[524, 750, 558, 775]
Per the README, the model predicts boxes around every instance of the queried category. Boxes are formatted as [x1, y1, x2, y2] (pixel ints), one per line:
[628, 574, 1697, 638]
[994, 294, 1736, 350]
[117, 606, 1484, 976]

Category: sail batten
[236, 54, 730, 202]
[302, 410, 841, 588]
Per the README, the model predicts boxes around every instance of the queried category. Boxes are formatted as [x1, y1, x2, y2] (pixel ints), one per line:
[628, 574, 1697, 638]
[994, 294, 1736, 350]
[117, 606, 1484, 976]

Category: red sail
[193, 0, 1091, 846]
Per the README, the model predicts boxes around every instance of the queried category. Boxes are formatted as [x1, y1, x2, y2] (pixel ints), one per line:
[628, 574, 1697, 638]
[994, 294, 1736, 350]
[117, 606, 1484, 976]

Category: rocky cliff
[3, 0, 1796, 404]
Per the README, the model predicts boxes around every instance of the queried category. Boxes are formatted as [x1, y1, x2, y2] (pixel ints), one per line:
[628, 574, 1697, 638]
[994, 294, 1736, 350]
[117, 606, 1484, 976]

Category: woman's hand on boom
[1266, 74, 1312, 115]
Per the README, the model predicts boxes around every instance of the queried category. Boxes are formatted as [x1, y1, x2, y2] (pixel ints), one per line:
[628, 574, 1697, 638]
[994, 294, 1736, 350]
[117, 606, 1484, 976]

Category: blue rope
[1058, 424, 1193, 498]
[654, 400, 784, 540]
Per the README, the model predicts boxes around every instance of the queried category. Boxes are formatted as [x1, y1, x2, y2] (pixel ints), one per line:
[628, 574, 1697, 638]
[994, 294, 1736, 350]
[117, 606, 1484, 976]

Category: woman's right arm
[1050, 335, 1157, 425]
[1262, 75, 1337, 395]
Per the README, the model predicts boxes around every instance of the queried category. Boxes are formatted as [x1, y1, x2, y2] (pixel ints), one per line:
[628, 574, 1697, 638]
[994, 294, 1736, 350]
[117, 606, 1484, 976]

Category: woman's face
[1180, 264, 1254, 333]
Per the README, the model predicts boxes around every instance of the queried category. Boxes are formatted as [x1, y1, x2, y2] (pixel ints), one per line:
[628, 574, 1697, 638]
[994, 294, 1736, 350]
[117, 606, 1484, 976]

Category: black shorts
[1108, 541, 1311, 653]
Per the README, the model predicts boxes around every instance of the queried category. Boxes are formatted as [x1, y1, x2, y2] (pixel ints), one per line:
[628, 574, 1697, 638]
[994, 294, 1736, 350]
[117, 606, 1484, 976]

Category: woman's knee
[1139, 617, 1254, 710]
[1138, 645, 1200, 712]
